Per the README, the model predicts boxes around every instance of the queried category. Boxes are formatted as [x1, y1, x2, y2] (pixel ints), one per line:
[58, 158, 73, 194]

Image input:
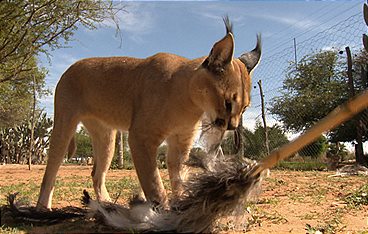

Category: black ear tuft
[203, 17, 235, 74]
[223, 15, 233, 35]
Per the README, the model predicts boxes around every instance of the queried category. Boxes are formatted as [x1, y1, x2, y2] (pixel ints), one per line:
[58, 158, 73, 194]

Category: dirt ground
[0, 164, 367, 233]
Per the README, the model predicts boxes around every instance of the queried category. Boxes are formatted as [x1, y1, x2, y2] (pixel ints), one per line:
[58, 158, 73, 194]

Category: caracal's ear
[203, 16, 234, 74]
[239, 34, 262, 74]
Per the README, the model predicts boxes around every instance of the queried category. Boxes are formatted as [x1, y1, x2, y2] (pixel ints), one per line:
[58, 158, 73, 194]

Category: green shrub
[298, 135, 328, 159]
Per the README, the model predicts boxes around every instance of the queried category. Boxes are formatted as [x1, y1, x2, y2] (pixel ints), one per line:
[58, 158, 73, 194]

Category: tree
[270, 50, 368, 165]
[75, 127, 93, 159]
[270, 50, 348, 132]
[0, 0, 122, 83]
[0, 0, 123, 127]
[115, 131, 127, 169]
[222, 122, 289, 159]
[0, 57, 47, 128]
[298, 135, 328, 158]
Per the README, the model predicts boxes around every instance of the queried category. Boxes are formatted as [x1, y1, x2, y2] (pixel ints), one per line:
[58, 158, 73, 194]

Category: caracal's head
[191, 17, 261, 130]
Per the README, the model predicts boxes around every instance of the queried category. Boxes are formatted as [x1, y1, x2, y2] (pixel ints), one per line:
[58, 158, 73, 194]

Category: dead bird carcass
[82, 157, 263, 233]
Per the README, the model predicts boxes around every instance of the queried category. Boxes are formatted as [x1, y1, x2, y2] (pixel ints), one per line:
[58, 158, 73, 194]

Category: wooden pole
[345, 47, 366, 166]
[257, 80, 270, 155]
[28, 75, 36, 170]
[293, 38, 298, 69]
[345, 47, 355, 97]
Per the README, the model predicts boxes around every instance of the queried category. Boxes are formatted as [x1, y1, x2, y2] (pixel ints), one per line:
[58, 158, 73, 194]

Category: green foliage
[111, 132, 134, 170]
[329, 51, 368, 144]
[269, 49, 368, 164]
[0, 0, 122, 127]
[326, 143, 349, 162]
[75, 127, 93, 158]
[110, 150, 134, 170]
[0, 112, 53, 164]
[0, 57, 48, 128]
[270, 50, 348, 132]
[157, 144, 168, 169]
[298, 135, 328, 158]
[0, 0, 121, 83]
[222, 122, 289, 159]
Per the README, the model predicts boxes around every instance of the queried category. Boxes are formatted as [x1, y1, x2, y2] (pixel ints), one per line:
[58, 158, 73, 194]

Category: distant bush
[298, 135, 328, 159]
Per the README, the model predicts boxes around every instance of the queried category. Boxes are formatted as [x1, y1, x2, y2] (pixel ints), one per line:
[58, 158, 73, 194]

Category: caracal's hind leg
[166, 132, 195, 198]
[128, 131, 167, 207]
[83, 119, 116, 202]
[37, 114, 79, 211]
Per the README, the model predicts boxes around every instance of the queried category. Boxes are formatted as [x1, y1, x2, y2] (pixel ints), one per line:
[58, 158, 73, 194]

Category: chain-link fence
[232, 9, 368, 167]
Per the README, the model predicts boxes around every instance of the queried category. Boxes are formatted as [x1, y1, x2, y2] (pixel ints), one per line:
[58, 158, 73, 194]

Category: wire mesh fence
[232, 9, 368, 166]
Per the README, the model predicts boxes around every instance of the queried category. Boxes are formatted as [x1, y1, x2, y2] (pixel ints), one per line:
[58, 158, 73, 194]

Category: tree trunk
[355, 120, 368, 166]
[116, 131, 124, 169]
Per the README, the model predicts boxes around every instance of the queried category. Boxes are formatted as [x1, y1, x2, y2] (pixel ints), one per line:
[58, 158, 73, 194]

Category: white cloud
[254, 14, 318, 31]
[103, 2, 155, 43]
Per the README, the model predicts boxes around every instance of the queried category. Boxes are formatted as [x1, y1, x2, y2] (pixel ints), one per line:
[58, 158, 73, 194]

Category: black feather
[5, 193, 86, 225]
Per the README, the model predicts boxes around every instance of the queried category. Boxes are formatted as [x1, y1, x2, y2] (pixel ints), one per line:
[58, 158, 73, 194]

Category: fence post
[28, 74, 36, 170]
[257, 80, 270, 155]
[345, 46, 366, 166]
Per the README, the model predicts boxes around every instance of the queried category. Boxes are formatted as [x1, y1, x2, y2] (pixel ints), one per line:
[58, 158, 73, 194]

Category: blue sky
[38, 0, 365, 134]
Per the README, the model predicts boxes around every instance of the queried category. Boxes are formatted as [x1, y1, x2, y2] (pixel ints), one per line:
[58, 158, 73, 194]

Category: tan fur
[36, 25, 260, 210]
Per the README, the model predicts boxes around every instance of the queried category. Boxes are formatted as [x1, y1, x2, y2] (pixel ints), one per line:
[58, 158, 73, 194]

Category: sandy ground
[0, 164, 367, 233]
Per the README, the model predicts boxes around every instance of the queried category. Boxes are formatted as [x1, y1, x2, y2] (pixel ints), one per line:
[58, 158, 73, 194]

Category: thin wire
[265, 3, 361, 58]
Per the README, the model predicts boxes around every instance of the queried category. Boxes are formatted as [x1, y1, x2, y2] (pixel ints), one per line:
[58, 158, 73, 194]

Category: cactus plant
[0, 112, 53, 164]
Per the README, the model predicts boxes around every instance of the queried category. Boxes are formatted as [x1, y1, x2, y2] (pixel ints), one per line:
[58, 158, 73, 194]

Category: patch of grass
[275, 161, 327, 171]
[306, 207, 347, 234]
[305, 217, 345, 234]
[0, 225, 26, 234]
[344, 184, 368, 208]
[306, 184, 327, 204]
[0, 183, 39, 205]
[263, 177, 287, 191]
[215, 219, 247, 232]
[246, 204, 288, 227]
[300, 212, 318, 220]
[106, 177, 139, 191]
[256, 197, 280, 205]
[288, 193, 305, 202]
[265, 177, 287, 186]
